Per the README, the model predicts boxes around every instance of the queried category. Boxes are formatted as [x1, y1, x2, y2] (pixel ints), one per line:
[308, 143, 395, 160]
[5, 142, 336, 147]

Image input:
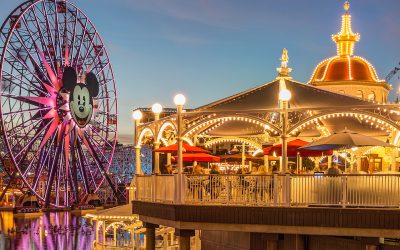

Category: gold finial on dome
[332, 1, 360, 57]
[344, 1, 350, 12]
[276, 48, 292, 79]
[280, 48, 289, 68]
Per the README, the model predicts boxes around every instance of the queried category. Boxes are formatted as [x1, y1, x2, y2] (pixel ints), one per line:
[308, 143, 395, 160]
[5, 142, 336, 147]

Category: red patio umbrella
[180, 153, 220, 162]
[154, 143, 209, 154]
[263, 139, 332, 157]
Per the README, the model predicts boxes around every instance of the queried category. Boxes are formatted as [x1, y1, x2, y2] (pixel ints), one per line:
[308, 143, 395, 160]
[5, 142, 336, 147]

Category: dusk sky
[1, 0, 399, 144]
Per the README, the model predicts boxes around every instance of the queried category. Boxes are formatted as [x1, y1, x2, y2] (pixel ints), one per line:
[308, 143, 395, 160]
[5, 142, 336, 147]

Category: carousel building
[133, 2, 400, 174]
[131, 2, 400, 250]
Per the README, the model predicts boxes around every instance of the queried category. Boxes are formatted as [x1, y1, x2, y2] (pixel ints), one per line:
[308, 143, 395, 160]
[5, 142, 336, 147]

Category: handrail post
[174, 174, 179, 203]
[285, 173, 291, 206]
[134, 176, 138, 201]
[227, 175, 232, 203]
[341, 175, 347, 208]
[151, 174, 156, 202]
[273, 174, 278, 206]
[180, 174, 186, 204]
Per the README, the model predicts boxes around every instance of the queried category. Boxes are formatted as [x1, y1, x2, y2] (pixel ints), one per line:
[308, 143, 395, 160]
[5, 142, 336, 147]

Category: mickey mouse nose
[79, 107, 84, 112]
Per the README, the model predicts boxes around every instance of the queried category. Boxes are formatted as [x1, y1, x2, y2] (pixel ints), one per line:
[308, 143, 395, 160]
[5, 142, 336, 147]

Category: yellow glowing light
[151, 103, 163, 114]
[309, 3, 384, 84]
[332, 1, 360, 57]
[174, 94, 186, 106]
[347, 55, 353, 80]
[132, 110, 143, 120]
[279, 89, 292, 101]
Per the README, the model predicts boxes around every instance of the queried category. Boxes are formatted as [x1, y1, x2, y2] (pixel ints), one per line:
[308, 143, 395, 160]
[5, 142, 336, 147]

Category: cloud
[115, 0, 289, 29]
[118, 0, 235, 28]
[165, 34, 210, 45]
[117, 133, 134, 145]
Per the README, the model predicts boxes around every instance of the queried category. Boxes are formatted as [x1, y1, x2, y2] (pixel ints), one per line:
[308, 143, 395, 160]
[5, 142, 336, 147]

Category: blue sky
[1, 0, 400, 143]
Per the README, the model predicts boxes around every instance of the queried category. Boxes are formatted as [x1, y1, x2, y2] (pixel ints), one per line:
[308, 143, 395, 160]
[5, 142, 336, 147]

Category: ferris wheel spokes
[0, 0, 118, 208]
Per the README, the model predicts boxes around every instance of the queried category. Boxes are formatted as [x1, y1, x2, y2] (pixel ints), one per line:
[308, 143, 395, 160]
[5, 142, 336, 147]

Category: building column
[154, 141, 161, 174]
[212, 144, 217, 154]
[167, 153, 171, 165]
[299, 157, 303, 173]
[280, 98, 289, 174]
[135, 230, 140, 249]
[95, 221, 99, 243]
[144, 223, 158, 250]
[391, 148, 397, 172]
[314, 158, 319, 171]
[170, 231, 175, 246]
[113, 224, 117, 246]
[264, 155, 269, 172]
[130, 226, 135, 249]
[241, 142, 246, 167]
[193, 135, 198, 146]
[350, 154, 354, 173]
[327, 155, 332, 169]
[133, 115, 142, 176]
[163, 233, 168, 250]
[195, 230, 201, 250]
[250, 233, 279, 250]
[102, 221, 106, 244]
[356, 156, 361, 173]
[135, 146, 142, 175]
[175, 229, 195, 250]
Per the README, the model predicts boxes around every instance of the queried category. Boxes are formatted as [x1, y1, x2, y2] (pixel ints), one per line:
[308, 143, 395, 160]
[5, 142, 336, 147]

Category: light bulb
[174, 94, 186, 106]
[132, 110, 143, 120]
[279, 89, 292, 101]
[151, 103, 163, 114]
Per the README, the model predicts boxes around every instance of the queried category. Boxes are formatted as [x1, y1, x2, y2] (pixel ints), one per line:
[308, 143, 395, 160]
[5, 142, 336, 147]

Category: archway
[204, 137, 262, 151]
[137, 127, 155, 146]
[183, 114, 281, 137]
[288, 111, 400, 135]
[157, 121, 177, 146]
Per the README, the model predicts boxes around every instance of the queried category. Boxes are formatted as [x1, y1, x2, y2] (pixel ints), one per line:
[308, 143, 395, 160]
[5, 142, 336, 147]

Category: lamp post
[241, 143, 246, 167]
[152, 103, 163, 174]
[133, 110, 143, 175]
[279, 88, 291, 173]
[174, 94, 186, 203]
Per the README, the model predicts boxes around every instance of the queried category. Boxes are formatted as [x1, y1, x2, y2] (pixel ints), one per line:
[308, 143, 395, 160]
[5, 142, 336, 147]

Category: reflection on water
[0, 212, 95, 250]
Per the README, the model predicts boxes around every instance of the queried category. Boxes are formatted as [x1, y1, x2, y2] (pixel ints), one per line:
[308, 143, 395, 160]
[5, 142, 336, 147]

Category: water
[0, 212, 95, 250]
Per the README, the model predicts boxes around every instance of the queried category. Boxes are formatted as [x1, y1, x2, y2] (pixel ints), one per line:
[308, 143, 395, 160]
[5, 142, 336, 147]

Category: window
[356, 90, 363, 99]
[368, 92, 375, 101]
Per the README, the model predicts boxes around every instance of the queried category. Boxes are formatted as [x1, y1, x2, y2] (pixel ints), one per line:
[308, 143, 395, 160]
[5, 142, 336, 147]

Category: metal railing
[135, 174, 400, 208]
[183, 174, 284, 205]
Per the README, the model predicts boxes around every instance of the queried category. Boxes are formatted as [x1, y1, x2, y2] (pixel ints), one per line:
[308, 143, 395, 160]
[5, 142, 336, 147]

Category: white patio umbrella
[300, 130, 393, 151]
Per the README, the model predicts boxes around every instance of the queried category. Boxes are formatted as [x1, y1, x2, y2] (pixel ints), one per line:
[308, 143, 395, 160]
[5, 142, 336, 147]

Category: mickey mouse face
[63, 67, 99, 128]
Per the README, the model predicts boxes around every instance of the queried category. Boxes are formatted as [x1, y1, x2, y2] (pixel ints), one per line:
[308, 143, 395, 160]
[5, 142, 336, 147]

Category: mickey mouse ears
[86, 72, 99, 97]
[62, 66, 77, 91]
[62, 66, 100, 97]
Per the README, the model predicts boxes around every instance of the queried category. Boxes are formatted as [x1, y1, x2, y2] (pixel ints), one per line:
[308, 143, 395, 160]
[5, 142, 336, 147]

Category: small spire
[331, 1, 360, 56]
[344, 1, 350, 12]
[276, 48, 292, 79]
[280, 48, 289, 68]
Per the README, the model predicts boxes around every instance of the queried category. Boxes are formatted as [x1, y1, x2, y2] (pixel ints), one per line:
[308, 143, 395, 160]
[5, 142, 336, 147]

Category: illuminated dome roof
[309, 1, 382, 84]
[310, 55, 379, 82]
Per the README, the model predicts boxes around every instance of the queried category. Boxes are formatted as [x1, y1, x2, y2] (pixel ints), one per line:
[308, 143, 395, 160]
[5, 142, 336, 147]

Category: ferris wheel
[0, 0, 118, 208]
